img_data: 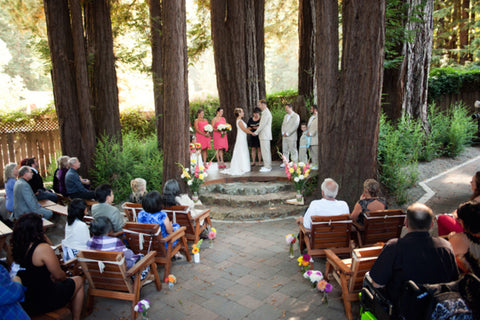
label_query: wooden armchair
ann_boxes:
[354,209,405,247]
[324,246,383,320]
[164,205,213,243]
[121,202,143,222]
[299,214,355,258]
[77,249,161,320]
[122,222,192,279]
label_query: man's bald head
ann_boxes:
[406,203,434,231]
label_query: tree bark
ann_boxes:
[161,0,189,187]
[298,0,315,101]
[85,0,121,143]
[317,0,385,206]
[254,0,266,100]
[245,0,259,116]
[148,0,163,150]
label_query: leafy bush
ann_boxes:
[90,133,163,201]
[189,96,219,124]
[443,103,476,157]
[428,65,480,102]
[120,109,156,139]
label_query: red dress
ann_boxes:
[196,120,211,150]
[213,117,228,151]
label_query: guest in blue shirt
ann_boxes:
[65,157,94,200]
[0,261,30,320]
[4,163,18,213]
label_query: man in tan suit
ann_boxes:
[307,105,318,169]
[281,104,300,166]
[253,99,272,172]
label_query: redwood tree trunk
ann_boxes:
[161,0,189,187]
[317,0,385,206]
[85,0,121,143]
[254,0,266,100]
[298,0,315,101]
[149,0,163,150]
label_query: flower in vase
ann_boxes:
[192,246,199,254]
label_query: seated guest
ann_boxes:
[62,199,90,261]
[12,213,84,319]
[438,171,480,236]
[129,178,147,203]
[4,163,18,215]
[56,155,70,196]
[23,157,57,202]
[13,166,53,220]
[87,216,140,268]
[91,184,125,232]
[138,191,181,252]
[163,179,195,209]
[449,201,480,277]
[65,157,95,200]
[369,203,459,308]
[0,260,29,319]
[296,178,350,230]
[350,179,387,225]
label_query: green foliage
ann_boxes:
[120,109,156,139]
[187,0,211,63]
[428,65,480,102]
[189,96,219,124]
[0,105,56,124]
[443,103,476,157]
[90,133,163,201]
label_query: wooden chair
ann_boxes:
[354,209,405,247]
[31,307,72,320]
[164,205,213,243]
[77,250,161,320]
[299,214,355,258]
[122,222,192,279]
[324,246,383,320]
[121,202,143,222]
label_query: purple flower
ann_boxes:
[306,270,313,276]
[325,283,333,293]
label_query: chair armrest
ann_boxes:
[325,249,352,275]
[193,209,211,222]
[299,224,310,235]
[161,226,187,243]
[126,251,157,277]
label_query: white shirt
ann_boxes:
[63,218,90,251]
[303,198,350,229]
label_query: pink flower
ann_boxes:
[302,254,311,261]
[208,231,216,239]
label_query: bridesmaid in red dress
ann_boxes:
[212,107,228,168]
[194,109,211,163]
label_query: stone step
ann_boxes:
[202,181,294,195]
[208,203,306,221]
[200,190,299,208]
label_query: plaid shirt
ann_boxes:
[0,265,30,319]
[86,236,138,268]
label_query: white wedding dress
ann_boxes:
[221,119,250,175]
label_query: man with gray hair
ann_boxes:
[13,166,53,220]
[65,157,95,200]
[296,178,350,229]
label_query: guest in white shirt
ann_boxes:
[62,199,90,261]
[296,178,350,229]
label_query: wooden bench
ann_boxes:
[353,209,405,247]
[164,205,213,243]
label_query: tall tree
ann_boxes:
[161,0,189,186]
[148,0,163,150]
[317,0,385,206]
[255,0,266,100]
[298,0,315,101]
[85,0,122,142]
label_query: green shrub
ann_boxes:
[444,103,476,157]
[428,65,480,102]
[90,133,163,201]
[120,109,156,139]
[189,96,219,124]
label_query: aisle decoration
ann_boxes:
[217,123,232,137]
[317,279,333,305]
[165,274,177,289]
[297,254,313,273]
[134,299,150,319]
[177,158,210,202]
[279,152,311,203]
[285,233,296,258]
[192,239,203,263]
[303,270,324,288]
[208,227,217,248]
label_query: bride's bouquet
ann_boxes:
[217,123,232,137]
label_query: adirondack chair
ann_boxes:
[299,214,355,258]
[324,246,384,320]
[164,205,213,243]
[122,222,191,279]
[354,209,405,247]
[77,250,161,320]
[121,202,143,222]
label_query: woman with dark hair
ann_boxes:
[163,179,194,209]
[247,107,262,166]
[212,107,228,168]
[138,191,181,253]
[62,198,90,260]
[438,172,480,236]
[350,179,387,225]
[449,201,480,276]
[194,109,211,163]
[12,213,84,319]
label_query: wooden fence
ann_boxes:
[0,119,61,186]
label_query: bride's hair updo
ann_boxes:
[234,108,243,118]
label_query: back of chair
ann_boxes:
[163,206,194,233]
[310,214,353,253]
[122,222,166,257]
[122,202,143,222]
[77,250,132,292]
[348,246,383,293]
[362,209,405,246]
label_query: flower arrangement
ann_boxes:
[279,153,310,194]
[285,234,296,258]
[297,254,313,273]
[303,270,324,288]
[165,274,176,289]
[134,299,150,318]
[192,239,203,255]
[203,124,213,133]
[317,279,333,305]
[208,227,217,248]
[217,123,232,137]
[177,161,209,194]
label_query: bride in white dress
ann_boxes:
[221,108,252,176]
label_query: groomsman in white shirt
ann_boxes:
[307,105,319,170]
[280,104,300,166]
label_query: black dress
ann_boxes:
[247,117,260,148]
